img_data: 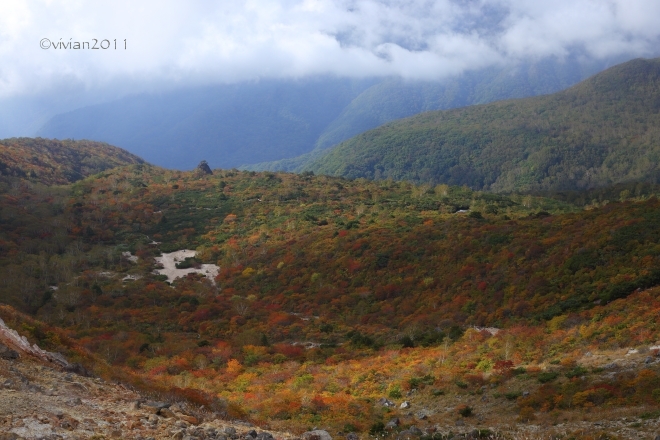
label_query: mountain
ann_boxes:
[303,58,660,192]
[244,56,619,172]
[0,137,144,185]
[36,78,377,170]
[36,57,616,171]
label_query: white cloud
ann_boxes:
[0,0,659,99]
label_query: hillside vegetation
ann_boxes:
[2,141,660,436]
[306,58,660,193]
[0,137,144,185]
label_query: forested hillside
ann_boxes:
[0,137,144,185]
[3,141,660,436]
[306,58,660,192]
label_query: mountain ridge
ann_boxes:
[302,57,660,192]
[36,57,616,171]
[0,137,144,185]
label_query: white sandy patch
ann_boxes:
[122,251,138,263]
[154,250,220,285]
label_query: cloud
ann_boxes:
[1,0,659,99]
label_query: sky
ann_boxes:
[1,0,660,134]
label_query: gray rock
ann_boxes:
[377,397,396,407]
[196,160,213,175]
[0,344,19,360]
[145,400,171,409]
[256,432,274,440]
[409,427,422,436]
[224,427,237,436]
[70,381,88,392]
[397,430,420,439]
[385,418,400,430]
[455,419,465,427]
[301,430,332,440]
[27,383,42,393]
[602,362,618,370]
[416,411,428,420]
[522,391,530,397]
[345,433,358,440]
[400,401,411,409]
[646,356,653,364]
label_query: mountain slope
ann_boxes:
[37,57,616,171]
[244,57,617,172]
[0,137,144,185]
[305,57,660,192]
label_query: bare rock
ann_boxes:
[0,343,18,360]
[385,418,400,430]
[377,397,396,407]
[302,429,332,440]
[178,414,199,425]
[196,160,213,175]
[160,408,176,418]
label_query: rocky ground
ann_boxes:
[0,318,294,440]
[3,316,660,439]
[0,351,302,440]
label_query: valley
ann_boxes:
[1,135,660,438]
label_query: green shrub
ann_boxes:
[369,422,385,435]
[537,371,559,383]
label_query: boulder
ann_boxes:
[160,408,176,418]
[400,401,411,409]
[64,362,91,376]
[196,160,213,175]
[302,430,333,440]
[377,397,396,407]
[0,343,19,360]
[178,414,199,425]
[385,418,400,430]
